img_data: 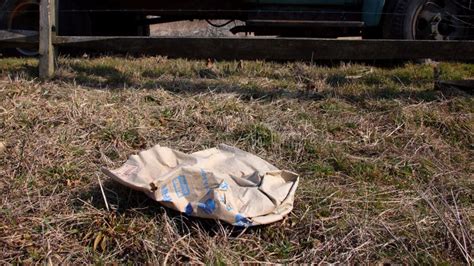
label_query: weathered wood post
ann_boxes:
[39,0,56,79]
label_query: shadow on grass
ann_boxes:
[59,63,451,104]
[0,63,38,77]
[79,179,257,237]
[62,63,325,102]
[338,86,443,105]
[70,63,135,85]
[1,59,457,104]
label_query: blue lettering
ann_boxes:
[172,175,190,198]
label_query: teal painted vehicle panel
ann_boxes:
[362,0,385,26]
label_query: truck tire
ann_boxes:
[383,0,470,40]
[0,0,38,30]
[0,0,40,56]
[0,0,91,55]
[0,0,148,56]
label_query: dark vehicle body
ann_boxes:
[1,0,473,43]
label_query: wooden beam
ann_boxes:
[0,30,38,49]
[39,0,56,79]
[54,36,474,61]
[439,79,474,94]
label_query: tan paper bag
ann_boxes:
[103,144,299,226]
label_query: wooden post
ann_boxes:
[39,0,56,79]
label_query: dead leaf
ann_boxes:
[101,235,107,252]
[0,141,5,154]
[66,179,81,187]
[93,232,103,251]
[159,117,167,126]
[207,58,214,68]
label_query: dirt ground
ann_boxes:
[0,57,473,264]
[150,20,246,37]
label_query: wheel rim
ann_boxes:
[412,0,468,40]
[8,1,40,56]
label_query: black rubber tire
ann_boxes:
[0,0,148,56]
[0,0,148,36]
[0,0,35,28]
[0,0,40,56]
[0,0,92,56]
[382,0,426,39]
[0,0,39,30]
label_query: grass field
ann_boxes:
[0,57,473,264]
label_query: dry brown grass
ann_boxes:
[0,57,473,264]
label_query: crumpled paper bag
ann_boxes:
[102,144,299,227]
